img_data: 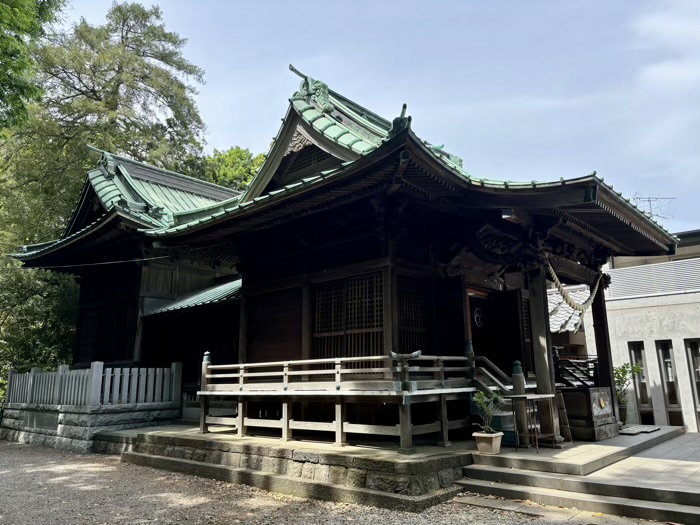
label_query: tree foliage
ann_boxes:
[0,0,64,128]
[0,2,266,402]
[1,2,207,245]
[205,146,265,191]
[33,1,205,168]
[0,2,207,397]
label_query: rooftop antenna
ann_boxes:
[632,194,676,221]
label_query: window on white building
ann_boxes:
[657,340,684,426]
[686,339,700,429]
[629,341,654,424]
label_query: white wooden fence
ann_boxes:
[6,362,182,406]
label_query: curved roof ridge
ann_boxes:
[86,146,240,198]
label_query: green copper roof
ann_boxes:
[87,148,239,229]
[14,68,676,261]
[144,279,242,316]
[14,210,119,259]
[14,149,240,260]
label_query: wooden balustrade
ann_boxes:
[198,352,475,451]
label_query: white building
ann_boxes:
[583,229,700,432]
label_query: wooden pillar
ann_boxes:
[334,399,346,446]
[301,285,310,361]
[527,267,554,394]
[281,399,290,442]
[199,352,210,433]
[527,267,562,442]
[238,295,248,364]
[383,264,398,355]
[398,400,413,453]
[438,395,450,446]
[592,285,618,420]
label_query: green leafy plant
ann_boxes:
[614,362,642,406]
[473,390,503,433]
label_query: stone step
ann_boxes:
[463,464,700,506]
[472,425,685,475]
[121,451,462,512]
[455,478,700,525]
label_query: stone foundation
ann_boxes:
[0,402,180,453]
[128,432,471,497]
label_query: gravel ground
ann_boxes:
[0,441,656,525]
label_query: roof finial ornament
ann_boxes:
[98,152,116,178]
[289,64,334,113]
[388,103,411,138]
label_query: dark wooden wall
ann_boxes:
[74,263,142,365]
[141,300,240,388]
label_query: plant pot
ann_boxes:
[618,404,628,425]
[472,431,504,455]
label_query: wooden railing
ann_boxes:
[198,352,474,450]
[200,353,472,395]
[6,362,182,406]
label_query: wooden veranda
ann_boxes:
[198,351,515,451]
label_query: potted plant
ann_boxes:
[472,390,504,454]
[613,362,641,425]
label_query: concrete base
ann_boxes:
[123,452,463,511]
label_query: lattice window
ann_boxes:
[397,276,430,353]
[287,146,333,175]
[313,272,383,359]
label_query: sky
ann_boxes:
[61,0,699,234]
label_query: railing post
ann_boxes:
[200,352,210,433]
[170,362,182,403]
[334,359,342,391]
[390,351,420,454]
[6,369,16,403]
[238,364,247,437]
[87,362,104,406]
[26,367,41,404]
[437,357,450,447]
[53,365,69,405]
[465,340,475,382]
[281,362,290,441]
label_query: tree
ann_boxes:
[33,1,205,168]
[0,0,64,128]
[1,2,207,245]
[205,146,265,191]
[0,2,207,394]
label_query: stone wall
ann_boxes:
[130,433,471,497]
[0,402,180,453]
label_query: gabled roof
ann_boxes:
[86,148,239,228]
[14,67,678,266]
[143,124,676,257]
[15,149,240,261]
[240,65,469,204]
[15,209,130,260]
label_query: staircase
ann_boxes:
[457,427,699,524]
[556,358,596,388]
[458,463,700,524]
